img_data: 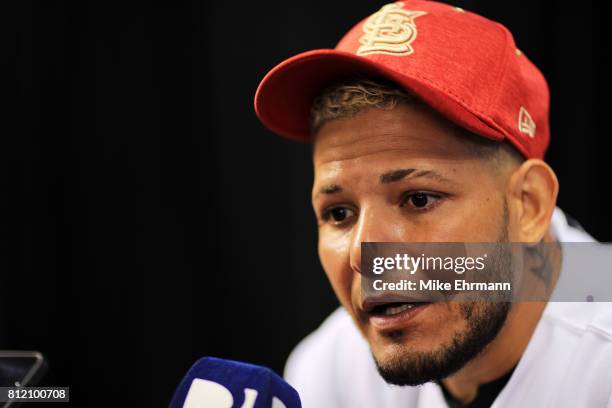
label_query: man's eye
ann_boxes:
[323,207,355,224]
[401,192,441,210]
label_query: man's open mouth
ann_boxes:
[368,301,432,316]
[362,300,433,332]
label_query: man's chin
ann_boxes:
[372,342,468,386]
[370,302,511,386]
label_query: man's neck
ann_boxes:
[440,232,562,404]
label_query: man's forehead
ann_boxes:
[312,105,483,169]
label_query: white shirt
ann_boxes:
[284,208,612,407]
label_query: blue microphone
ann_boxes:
[169,357,301,408]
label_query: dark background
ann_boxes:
[4,0,607,406]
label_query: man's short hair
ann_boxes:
[310,77,524,166]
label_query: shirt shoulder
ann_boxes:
[283,308,359,407]
[543,301,612,340]
[499,300,612,407]
[284,307,357,384]
[548,206,612,341]
[551,206,595,242]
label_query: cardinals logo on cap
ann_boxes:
[357,2,427,56]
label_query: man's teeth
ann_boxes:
[382,303,415,316]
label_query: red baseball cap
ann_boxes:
[254,0,550,159]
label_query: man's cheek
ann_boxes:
[318,237,353,305]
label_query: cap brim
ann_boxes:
[254,49,507,144]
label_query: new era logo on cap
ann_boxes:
[519,106,536,138]
[254,0,551,159]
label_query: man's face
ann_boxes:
[311,103,513,385]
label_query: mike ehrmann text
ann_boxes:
[372,279,512,291]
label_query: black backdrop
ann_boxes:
[5,0,608,406]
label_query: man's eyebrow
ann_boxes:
[314,168,451,200]
[316,184,343,198]
[380,168,451,184]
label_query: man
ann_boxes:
[254,1,612,407]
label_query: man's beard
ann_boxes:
[374,203,512,386]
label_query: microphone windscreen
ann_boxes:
[169,357,301,408]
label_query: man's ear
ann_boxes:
[506,159,559,242]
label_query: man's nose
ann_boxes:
[349,207,407,274]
